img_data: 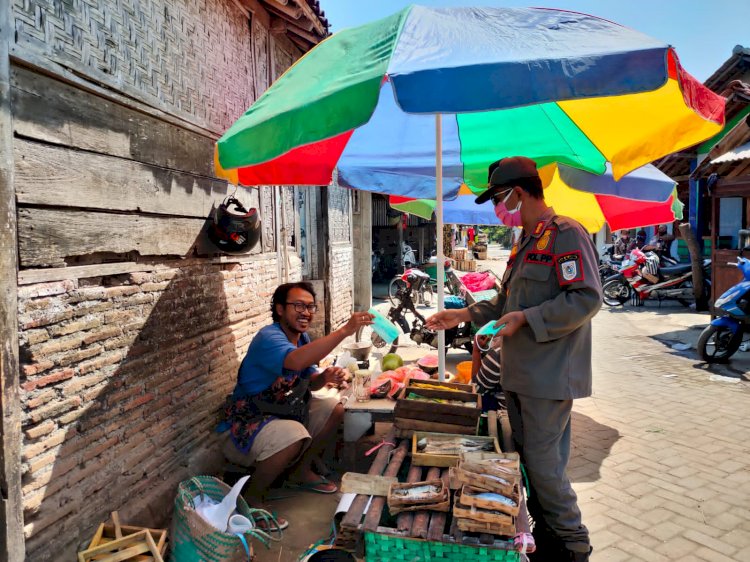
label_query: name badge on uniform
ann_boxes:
[556,251,584,285]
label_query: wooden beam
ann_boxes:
[0,1,25,560]
[17,254,270,285]
[340,427,397,530]
[11,66,216,177]
[363,441,409,532]
[714,176,750,195]
[17,208,216,268]
[263,3,315,32]
[290,0,326,35]
[236,0,271,28]
[285,21,321,45]
[269,16,288,36]
[261,0,303,21]
[287,33,313,52]
[14,139,232,219]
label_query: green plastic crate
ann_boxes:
[365,532,520,562]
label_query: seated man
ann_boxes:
[219,281,373,529]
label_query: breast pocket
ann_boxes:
[516,264,555,307]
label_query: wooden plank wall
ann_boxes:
[11,65,268,268]
[0,2,25,559]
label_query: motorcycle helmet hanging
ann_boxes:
[208,195,261,254]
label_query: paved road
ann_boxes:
[481,244,750,560]
[582,306,750,561]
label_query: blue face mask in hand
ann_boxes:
[368,307,399,344]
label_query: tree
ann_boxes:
[481,226,514,248]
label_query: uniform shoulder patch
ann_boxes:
[533,221,546,236]
[555,250,584,285]
[534,227,557,253]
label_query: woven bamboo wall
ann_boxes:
[12,0,284,133]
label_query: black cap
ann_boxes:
[475,156,539,204]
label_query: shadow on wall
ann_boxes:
[16,237,271,559]
[569,411,620,483]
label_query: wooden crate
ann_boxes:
[412,432,500,468]
[388,479,450,514]
[406,379,475,393]
[336,436,528,560]
[396,385,481,427]
[395,417,478,438]
[458,484,521,517]
[453,248,467,260]
[476,251,488,260]
[460,451,520,471]
[87,524,168,555]
[79,530,164,562]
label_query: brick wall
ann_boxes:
[329,245,355,329]
[6,1,350,558]
[327,183,354,328]
[17,256,300,558]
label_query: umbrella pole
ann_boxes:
[435,114,446,382]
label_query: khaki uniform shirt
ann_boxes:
[468,208,602,400]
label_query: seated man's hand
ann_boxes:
[321,366,346,387]
[342,311,374,337]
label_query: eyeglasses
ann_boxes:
[490,187,513,206]
[285,302,318,313]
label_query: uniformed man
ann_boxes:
[427,156,602,562]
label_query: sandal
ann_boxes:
[254,515,289,532]
[286,477,338,494]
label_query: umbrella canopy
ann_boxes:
[215,5,724,380]
[389,163,684,232]
[216,5,724,196]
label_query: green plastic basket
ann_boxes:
[364,532,520,562]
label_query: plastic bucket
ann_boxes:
[456,361,473,383]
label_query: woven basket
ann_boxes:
[364,532,520,562]
[171,475,278,562]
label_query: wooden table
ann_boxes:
[340,392,396,469]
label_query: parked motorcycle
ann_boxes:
[358,268,473,355]
[389,266,436,308]
[698,254,750,363]
[602,248,711,307]
[599,245,623,284]
[600,244,679,285]
[388,257,463,307]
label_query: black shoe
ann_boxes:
[565,546,592,562]
[528,532,565,562]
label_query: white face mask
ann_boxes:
[503,189,522,215]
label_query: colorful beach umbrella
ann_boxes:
[215,5,725,378]
[216,6,724,196]
[390,163,684,233]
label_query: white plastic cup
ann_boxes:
[227,514,254,534]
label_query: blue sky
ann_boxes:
[320,1,749,82]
